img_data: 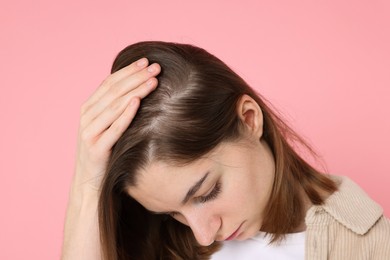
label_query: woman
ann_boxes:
[62,41,390,259]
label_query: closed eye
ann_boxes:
[197,181,222,203]
[148,181,222,217]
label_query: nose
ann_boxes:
[182,207,220,246]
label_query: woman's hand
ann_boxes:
[74,57,161,192]
[62,58,160,259]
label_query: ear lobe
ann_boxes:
[237,94,264,139]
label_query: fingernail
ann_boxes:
[148,65,155,73]
[147,78,154,86]
[136,58,147,67]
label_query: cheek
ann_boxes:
[226,177,252,201]
[225,175,266,214]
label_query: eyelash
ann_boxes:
[168,182,222,217]
[198,181,222,203]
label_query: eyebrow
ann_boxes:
[181,172,210,205]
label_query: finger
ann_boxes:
[96,98,140,151]
[82,95,132,142]
[82,77,158,137]
[127,77,159,99]
[111,63,161,99]
[82,64,160,127]
[110,57,149,83]
[81,57,149,115]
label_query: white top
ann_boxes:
[211,231,305,260]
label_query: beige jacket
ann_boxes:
[305,175,390,259]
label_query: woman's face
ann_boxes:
[127,138,275,246]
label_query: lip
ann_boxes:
[225,222,244,241]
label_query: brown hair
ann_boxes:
[98,41,337,259]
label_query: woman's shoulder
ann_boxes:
[306,175,383,231]
[306,175,390,258]
[355,214,390,258]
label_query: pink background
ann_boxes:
[1,1,389,259]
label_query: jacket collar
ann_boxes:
[306,175,383,235]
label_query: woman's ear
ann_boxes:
[237,94,264,139]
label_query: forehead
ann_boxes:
[127,158,212,212]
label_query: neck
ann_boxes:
[292,185,334,233]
